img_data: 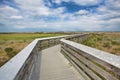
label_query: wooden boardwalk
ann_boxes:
[40,45,84,80]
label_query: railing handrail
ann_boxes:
[1,33,119,80]
[0,34,84,80]
[0,39,38,79]
[61,38,120,79]
[61,39,120,69]
[0,35,70,80]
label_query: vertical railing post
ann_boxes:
[29,41,41,80]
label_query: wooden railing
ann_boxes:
[61,39,120,80]
[1,33,119,80]
[0,34,87,80]
[65,33,89,43]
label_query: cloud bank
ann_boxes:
[0,0,120,32]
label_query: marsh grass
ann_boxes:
[0,33,64,66]
[81,33,120,56]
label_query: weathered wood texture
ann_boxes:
[0,36,68,80]
[65,33,89,43]
[40,45,82,80]
[61,39,120,80]
[0,34,89,80]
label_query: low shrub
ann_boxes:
[103,42,111,48]
[4,47,18,58]
[4,47,13,53]
[83,39,96,47]
[96,35,104,41]
[111,40,120,45]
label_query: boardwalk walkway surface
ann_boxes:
[40,45,84,80]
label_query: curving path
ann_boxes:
[40,45,84,80]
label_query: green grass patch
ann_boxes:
[81,33,120,56]
[0,33,65,67]
[0,33,64,40]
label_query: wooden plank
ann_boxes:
[40,45,81,80]
[61,48,102,80]
[62,45,118,80]
[70,45,120,77]
[61,50,91,80]
[61,41,120,78]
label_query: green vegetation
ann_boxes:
[83,34,104,48]
[4,47,17,58]
[111,40,120,45]
[0,33,65,67]
[82,33,120,56]
[103,42,111,48]
[0,33,65,40]
[4,47,13,53]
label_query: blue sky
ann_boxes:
[0,0,120,32]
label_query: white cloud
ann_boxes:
[53,0,101,6]
[36,7,50,16]
[8,13,103,31]
[53,0,62,4]
[17,0,44,9]
[0,0,120,31]
[53,0,70,4]
[36,7,65,16]
[10,15,23,19]
[75,10,89,15]
[97,6,108,12]
[0,6,19,19]
[105,0,120,10]
[96,0,120,21]
[16,0,66,18]
[73,0,101,6]
[53,8,65,15]
[0,6,18,12]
